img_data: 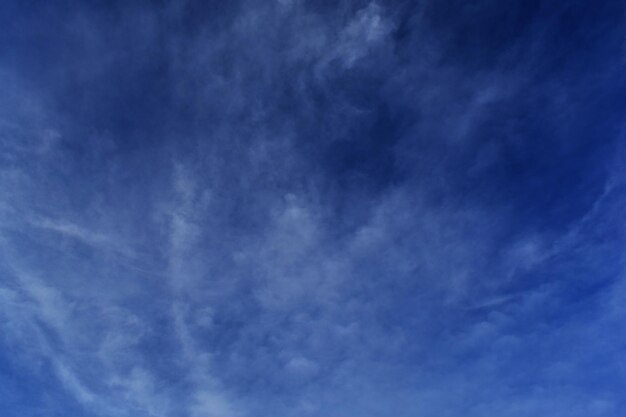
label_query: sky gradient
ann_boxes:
[1,1,626,416]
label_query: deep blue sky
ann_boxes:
[1,1,625,416]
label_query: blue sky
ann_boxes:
[0,1,625,416]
